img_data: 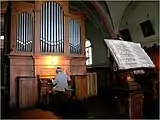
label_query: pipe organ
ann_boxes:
[40,1,64,53]
[16,12,33,52]
[1,1,86,106]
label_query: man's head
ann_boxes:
[56,67,62,73]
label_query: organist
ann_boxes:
[52,67,72,97]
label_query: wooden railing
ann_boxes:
[16,76,37,108]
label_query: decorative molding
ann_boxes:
[70,56,87,61]
[69,10,86,17]
[1,1,7,13]
[33,55,66,60]
[33,54,86,60]
[7,53,33,59]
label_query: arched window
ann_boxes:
[40,1,64,53]
[85,39,92,65]
[0,35,4,49]
[69,20,81,54]
[0,14,4,49]
[16,12,33,52]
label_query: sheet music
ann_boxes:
[104,39,155,70]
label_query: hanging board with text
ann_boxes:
[104,39,155,70]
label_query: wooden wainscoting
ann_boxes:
[129,93,144,119]
[71,73,97,100]
[71,75,87,100]
[75,75,87,100]
[16,76,37,108]
[86,72,97,97]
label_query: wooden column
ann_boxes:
[64,14,69,55]
[10,5,17,52]
[9,1,35,107]
[57,1,69,54]
[81,16,86,56]
[34,2,41,54]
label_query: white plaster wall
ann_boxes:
[85,2,159,67]
[119,1,159,47]
[106,1,130,32]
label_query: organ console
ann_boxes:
[37,74,75,106]
[37,75,55,105]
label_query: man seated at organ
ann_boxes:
[52,67,71,93]
[49,67,73,113]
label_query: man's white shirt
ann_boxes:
[52,72,71,92]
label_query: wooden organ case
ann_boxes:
[4,0,86,107]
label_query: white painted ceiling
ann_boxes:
[106,1,130,33]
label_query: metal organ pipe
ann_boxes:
[16,12,33,52]
[51,1,53,52]
[45,2,47,52]
[40,1,64,53]
[58,6,60,53]
[40,5,43,52]
[54,3,56,52]
[48,2,51,52]
[69,20,81,54]
[26,13,28,52]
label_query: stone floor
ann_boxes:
[85,96,123,119]
[3,96,123,119]
[4,109,61,119]
[2,96,159,119]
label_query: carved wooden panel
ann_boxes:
[17,77,37,108]
[41,68,56,76]
[86,72,97,97]
[129,93,143,119]
[74,75,87,100]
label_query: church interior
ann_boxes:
[1,1,159,119]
